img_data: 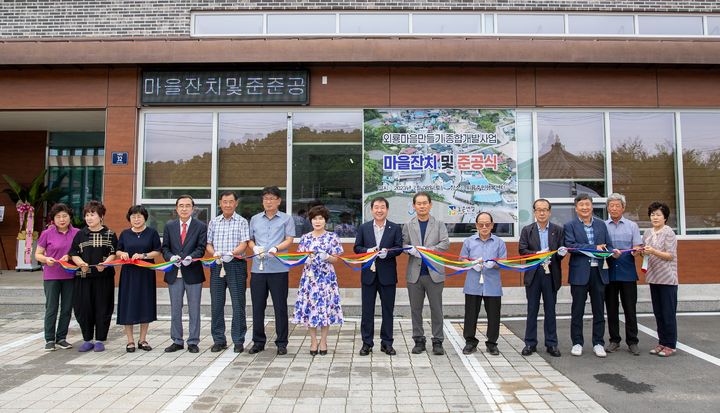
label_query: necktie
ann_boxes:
[181,222,187,245]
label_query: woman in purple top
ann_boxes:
[35,203,80,351]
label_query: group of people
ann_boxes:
[35,187,678,360]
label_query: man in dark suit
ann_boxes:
[354,197,403,356]
[518,199,566,358]
[162,195,208,353]
[564,193,619,358]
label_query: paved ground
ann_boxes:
[0,310,719,413]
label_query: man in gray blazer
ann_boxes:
[403,192,450,355]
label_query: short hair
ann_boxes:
[574,193,593,205]
[48,203,73,222]
[126,205,149,222]
[648,201,670,222]
[261,186,282,198]
[607,193,626,208]
[219,190,238,200]
[476,211,494,223]
[370,197,389,209]
[413,192,432,204]
[83,200,106,217]
[176,194,195,206]
[533,198,552,210]
[307,205,329,221]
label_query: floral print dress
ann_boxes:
[292,231,344,327]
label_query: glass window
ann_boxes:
[218,112,288,190]
[143,113,213,199]
[638,15,703,36]
[568,14,634,35]
[516,111,535,230]
[292,112,363,238]
[144,204,210,235]
[339,14,409,34]
[680,113,720,234]
[484,14,495,33]
[610,112,677,229]
[193,14,264,36]
[267,14,336,34]
[497,14,565,34]
[708,16,720,36]
[412,14,481,34]
[537,113,606,198]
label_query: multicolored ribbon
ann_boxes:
[52,247,640,276]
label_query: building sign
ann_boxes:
[111,152,128,165]
[141,70,309,105]
[363,109,518,236]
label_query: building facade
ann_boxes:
[1,1,719,287]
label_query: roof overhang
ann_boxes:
[2,36,720,66]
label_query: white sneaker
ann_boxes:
[571,344,583,356]
[593,344,607,358]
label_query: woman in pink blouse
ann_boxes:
[642,202,678,357]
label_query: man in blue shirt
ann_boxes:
[460,212,507,356]
[247,186,295,355]
[604,193,643,355]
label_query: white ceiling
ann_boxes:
[0,111,105,131]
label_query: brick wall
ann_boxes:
[1,1,719,39]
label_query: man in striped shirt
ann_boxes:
[206,191,251,353]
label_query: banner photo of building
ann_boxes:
[363,109,517,237]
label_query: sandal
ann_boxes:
[658,347,676,357]
[138,341,152,351]
[126,343,136,353]
[649,344,664,355]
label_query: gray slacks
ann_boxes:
[407,276,444,342]
[168,278,202,346]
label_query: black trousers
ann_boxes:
[250,272,288,347]
[463,294,501,347]
[73,275,114,342]
[570,267,606,346]
[605,280,639,345]
[650,283,678,348]
[524,272,558,348]
[361,277,396,347]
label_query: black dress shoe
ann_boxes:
[164,343,184,353]
[381,344,396,355]
[486,343,500,356]
[277,346,287,355]
[359,343,372,356]
[248,343,265,354]
[211,343,227,353]
[187,344,199,353]
[462,344,477,355]
[432,342,445,356]
[234,343,244,353]
[521,345,537,356]
[546,346,562,357]
[411,341,426,354]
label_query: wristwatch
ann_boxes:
[142,253,148,259]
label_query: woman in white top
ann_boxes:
[642,201,678,357]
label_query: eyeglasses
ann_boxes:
[476,223,493,228]
[534,208,550,213]
[262,197,279,201]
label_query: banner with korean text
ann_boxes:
[363,109,517,237]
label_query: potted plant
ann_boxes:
[2,169,62,270]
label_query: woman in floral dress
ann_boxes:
[292,205,344,356]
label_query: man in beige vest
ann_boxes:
[403,192,450,355]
